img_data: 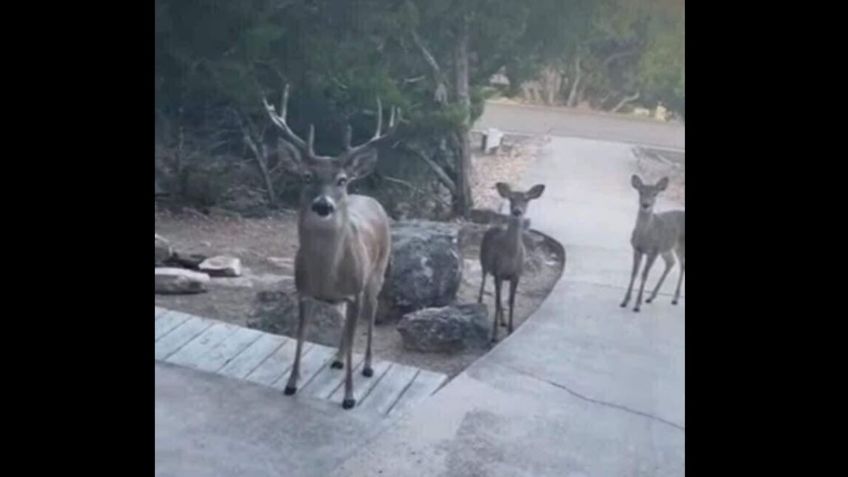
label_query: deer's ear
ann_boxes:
[526,184,545,199]
[656,177,669,191]
[631,174,644,189]
[495,182,511,198]
[343,148,379,180]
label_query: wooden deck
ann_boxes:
[155,306,448,417]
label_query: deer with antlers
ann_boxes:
[262,85,398,409]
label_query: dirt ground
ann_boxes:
[155,209,563,378]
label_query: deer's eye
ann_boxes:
[336,177,348,187]
[302,173,313,183]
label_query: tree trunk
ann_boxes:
[452,19,473,218]
[566,55,583,108]
[234,110,276,207]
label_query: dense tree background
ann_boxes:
[155,0,684,216]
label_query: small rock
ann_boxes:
[199,255,242,277]
[155,268,209,294]
[397,303,490,353]
[155,234,172,266]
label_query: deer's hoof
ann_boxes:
[500,322,507,328]
[620,302,628,308]
[342,398,356,410]
[362,367,374,378]
[633,307,640,313]
[672,300,678,305]
[284,385,297,396]
[330,360,344,369]
[646,298,653,304]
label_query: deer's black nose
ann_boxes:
[511,209,522,217]
[312,198,335,217]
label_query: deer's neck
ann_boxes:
[635,209,655,231]
[504,217,524,254]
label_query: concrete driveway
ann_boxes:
[331,137,685,476]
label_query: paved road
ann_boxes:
[333,137,685,476]
[475,101,685,150]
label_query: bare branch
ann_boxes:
[411,29,449,104]
[611,91,641,113]
[401,145,456,194]
[262,84,309,153]
[378,173,451,208]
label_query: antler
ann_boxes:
[262,84,320,158]
[344,97,400,155]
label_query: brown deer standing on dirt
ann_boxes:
[620,175,685,312]
[478,182,545,342]
[262,85,397,409]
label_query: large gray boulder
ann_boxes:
[397,303,490,353]
[379,220,463,322]
[155,268,209,294]
[248,291,344,347]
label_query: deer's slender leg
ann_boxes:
[361,283,379,377]
[477,271,487,304]
[491,276,503,343]
[508,277,519,334]
[646,251,675,303]
[634,252,658,312]
[331,302,348,369]
[621,249,643,308]
[284,296,309,395]
[673,245,684,305]
[341,295,361,409]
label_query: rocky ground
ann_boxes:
[154,211,563,378]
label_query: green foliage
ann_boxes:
[155,0,684,211]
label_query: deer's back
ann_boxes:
[480,226,524,280]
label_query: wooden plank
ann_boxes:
[166,322,240,368]
[154,311,192,341]
[355,363,419,415]
[269,344,336,391]
[155,316,215,360]
[328,359,392,403]
[218,333,287,379]
[304,353,364,399]
[388,369,448,417]
[192,327,264,373]
[245,339,304,386]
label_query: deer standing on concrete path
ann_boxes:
[478,182,545,342]
[262,85,397,409]
[620,175,685,312]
